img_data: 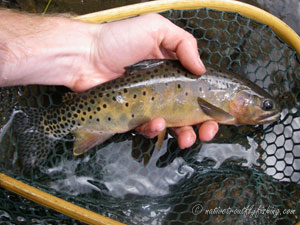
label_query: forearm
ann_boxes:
[0,10,97,87]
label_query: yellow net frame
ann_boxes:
[1,0,300,224]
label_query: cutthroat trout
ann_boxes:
[12,59,281,167]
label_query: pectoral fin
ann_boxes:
[197,97,235,123]
[156,128,167,150]
[72,129,114,156]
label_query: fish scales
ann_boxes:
[11,59,281,167]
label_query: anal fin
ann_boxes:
[72,129,114,156]
[156,128,166,150]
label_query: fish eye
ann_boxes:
[262,99,274,111]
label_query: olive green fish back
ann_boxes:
[0,7,299,225]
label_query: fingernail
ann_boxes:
[197,58,206,73]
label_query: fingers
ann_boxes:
[136,118,166,139]
[158,17,206,75]
[171,126,197,149]
[175,37,206,75]
[198,121,219,142]
[136,117,219,149]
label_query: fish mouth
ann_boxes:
[257,111,281,124]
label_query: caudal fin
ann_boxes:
[12,108,57,168]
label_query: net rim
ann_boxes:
[76,0,300,56]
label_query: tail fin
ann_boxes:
[12,107,57,168]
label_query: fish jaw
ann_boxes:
[256,111,281,124]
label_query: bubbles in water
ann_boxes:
[195,137,259,168]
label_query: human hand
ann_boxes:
[82,13,217,148]
[0,12,218,148]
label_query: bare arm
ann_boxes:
[0,10,218,148]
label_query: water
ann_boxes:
[196,137,260,169]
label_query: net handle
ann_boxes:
[76,0,300,56]
[0,173,124,225]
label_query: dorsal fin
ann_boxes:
[125,59,166,74]
[62,92,76,103]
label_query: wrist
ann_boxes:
[0,11,98,88]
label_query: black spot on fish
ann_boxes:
[96,118,100,122]
[90,91,95,95]
[77,109,81,114]
[45,127,50,132]
[61,109,65,114]
[83,112,87,116]
[178,84,181,89]
[112,96,116,101]
[143,91,146,96]
[74,114,78,118]
[106,93,110,97]
[84,102,88,106]
[108,117,111,121]
[133,94,137,99]
[82,95,88,100]
[79,104,83,109]
[72,120,76,125]
[131,114,134,118]
[62,116,66,121]
[71,106,76,111]
[81,117,85,122]
[103,104,107,108]
[101,87,105,91]
[154,69,158,73]
[89,115,93,120]
[87,107,91,112]
[90,99,95,104]
[151,75,154,78]
[185,92,188,96]
[125,103,129,107]
[98,93,103,97]
[126,78,131,82]
[124,89,128,93]
[146,71,151,75]
[97,107,101,111]
[67,112,71,117]
[151,97,155,101]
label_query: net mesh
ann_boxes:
[0,7,300,225]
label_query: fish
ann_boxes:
[11,59,281,167]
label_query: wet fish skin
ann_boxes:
[12,59,281,167]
